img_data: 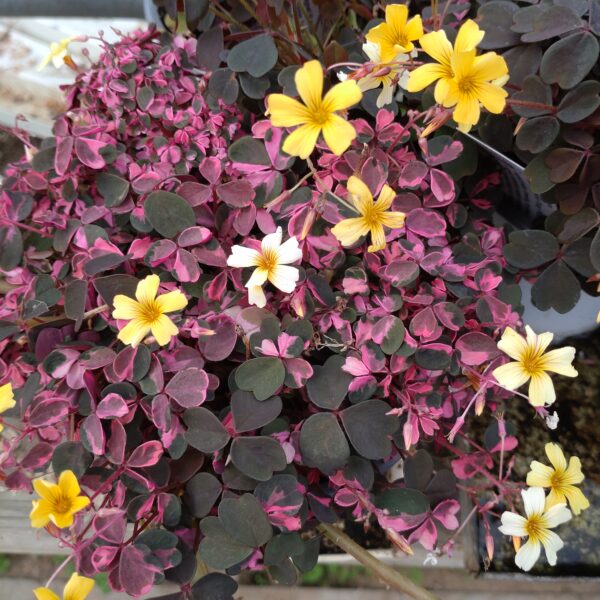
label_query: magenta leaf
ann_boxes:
[455,332,500,366]
[165,367,209,408]
[127,441,163,468]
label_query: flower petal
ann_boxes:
[515,538,541,572]
[561,485,590,515]
[499,511,528,537]
[277,236,302,264]
[540,530,564,566]
[543,502,572,528]
[522,486,546,518]
[492,361,530,390]
[266,94,311,127]
[156,290,188,313]
[33,588,61,600]
[525,325,553,356]
[322,80,362,113]
[322,114,357,156]
[563,456,585,485]
[347,176,373,215]
[476,82,508,114]
[246,267,269,289]
[295,60,324,112]
[227,245,262,268]
[118,319,151,348]
[331,217,370,247]
[528,372,555,406]
[367,223,386,252]
[0,383,15,413]
[471,51,509,82]
[526,461,554,488]
[454,19,485,53]
[374,184,396,211]
[418,30,453,66]
[51,509,75,529]
[452,93,481,129]
[30,499,52,528]
[58,470,81,499]
[497,327,528,361]
[112,295,142,320]
[282,123,321,159]
[406,63,448,92]
[261,227,283,254]
[150,314,179,346]
[268,265,300,293]
[545,442,567,472]
[33,478,60,503]
[135,274,160,305]
[539,347,577,377]
[379,211,406,229]
[247,284,267,308]
[64,572,95,600]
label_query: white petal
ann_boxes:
[522,487,546,518]
[376,83,395,107]
[358,76,381,93]
[246,267,269,288]
[525,325,553,355]
[261,227,283,254]
[277,236,303,264]
[247,285,266,308]
[227,245,261,268]
[497,327,528,361]
[499,511,528,537]
[541,530,564,566]
[543,503,572,528]
[528,372,555,407]
[362,41,381,62]
[540,347,578,377]
[269,265,300,293]
[515,539,541,572]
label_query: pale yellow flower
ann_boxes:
[365,4,424,62]
[112,275,188,348]
[331,176,405,252]
[492,326,577,407]
[266,60,362,159]
[527,443,590,515]
[499,487,571,572]
[34,572,94,600]
[38,37,76,70]
[227,227,302,308]
[0,382,15,432]
[30,470,90,529]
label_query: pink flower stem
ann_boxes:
[0,217,50,237]
[44,554,72,589]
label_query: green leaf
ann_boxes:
[540,32,599,90]
[503,45,542,87]
[531,260,580,313]
[299,413,349,474]
[306,355,352,410]
[64,279,87,329]
[144,191,195,239]
[227,34,278,77]
[373,315,405,354]
[0,225,23,270]
[96,173,130,207]
[52,442,92,479]
[230,436,287,481]
[231,391,282,433]
[228,136,270,166]
[208,68,239,105]
[183,407,230,453]
[93,274,138,308]
[504,230,559,269]
[521,5,582,42]
[199,517,253,569]
[191,573,238,600]
[340,400,398,460]
[404,450,434,491]
[477,1,520,49]
[557,81,600,123]
[523,152,555,194]
[184,472,222,518]
[219,493,272,547]
[374,488,429,516]
[515,116,559,153]
[196,27,224,71]
[239,73,270,99]
[136,86,155,111]
[510,75,552,118]
[235,357,285,401]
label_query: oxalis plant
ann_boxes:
[0,2,593,599]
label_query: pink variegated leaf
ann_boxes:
[127,440,163,468]
[455,332,500,366]
[74,137,108,169]
[54,136,74,175]
[173,248,201,282]
[432,499,461,530]
[284,358,313,388]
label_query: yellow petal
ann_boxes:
[492,361,530,390]
[564,456,585,485]
[331,217,370,247]
[135,274,160,305]
[150,314,179,346]
[64,572,95,600]
[526,461,554,487]
[33,478,60,503]
[471,51,509,82]
[0,383,15,413]
[50,510,75,529]
[539,347,578,377]
[419,30,453,67]
[282,123,321,159]
[379,211,406,229]
[112,295,142,320]
[385,3,409,31]
[367,223,387,252]
[497,327,528,361]
[406,63,448,93]
[528,372,555,406]
[434,76,452,104]
[454,19,485,53]
[70,495,91,515]
[562,485,590,516]
[156,290,188,313]
[266,94,311,127]
[374,184,396,211]
[322,80,362,113]
[118,319,152,348]
[295,60,324,112]
[33,588,61,600]
[545,443,567,472]
[545,487,567,510]
[476,82,508,114]
[346,176,373,215]
[321,114,357,156]
[405,15,424,42]
[58,470,81,499]
[30,499,52,528]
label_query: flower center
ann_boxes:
[361,204,383,228]
[53,495,73,515]
[520,348,544,376]
[139,300,163,324]
[258,248,279,277]
[310,105,332,126]
[457,76,475,95]
[525,514,545,542]
[550,470,566,489]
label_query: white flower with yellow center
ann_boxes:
[227,227,302,308]
[38,36,76,70]
[499,486,571,572]
[526,443,590,516]
[492,326,577,407]
[112,275,188,348]
[358,41,409,108]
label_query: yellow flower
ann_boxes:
[492,326,578,407]
[38,37,76,70]
[407,20,508,130]
[112,274,187,348]
[34,572,94,600]
[331,176,405,252]
[527,443,590,516]
[0,382,15,432]
[365,4,424,62]
[30,470,90,529]
[266,60,362,159]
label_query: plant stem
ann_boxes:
[82,304,109,319]
[44,554,72,589]
[317,523,440,600]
